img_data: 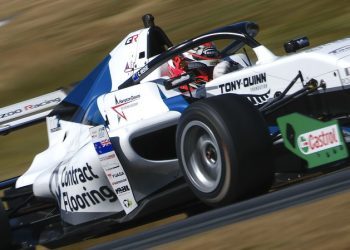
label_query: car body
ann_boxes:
[1,14,350,248]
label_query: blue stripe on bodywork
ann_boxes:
[63,55,112,124]
[82,100,106,125]
[157,86,167,100]
[163,95,189,113]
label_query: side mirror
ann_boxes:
[284,37,310,53]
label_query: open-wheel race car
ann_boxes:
[1,14,350,249]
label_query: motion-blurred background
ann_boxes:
[2,1,350,249]
[0,0,350,184]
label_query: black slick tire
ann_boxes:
[176,94,273,206]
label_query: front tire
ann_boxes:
[176,94,273,206]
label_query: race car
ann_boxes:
[1,14,350,249]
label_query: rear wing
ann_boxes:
[0,89,67,135]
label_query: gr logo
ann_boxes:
[125,35,138,45]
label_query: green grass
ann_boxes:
[1,0,350,179]
[1,1,350,249]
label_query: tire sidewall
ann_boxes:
[176,100,239,205]
[176,94,273,206]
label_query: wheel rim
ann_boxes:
[180,120,222,193]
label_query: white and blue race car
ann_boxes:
[1,14,350,249]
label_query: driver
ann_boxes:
[167,42,241,91]
[168,42,220,83]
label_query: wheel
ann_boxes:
[0,198,13,249]
[176,94,274,206]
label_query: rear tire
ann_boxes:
[176,94,274,206]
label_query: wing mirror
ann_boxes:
[284,37,310,53]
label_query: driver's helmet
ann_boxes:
[168,42,221,82]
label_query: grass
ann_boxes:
[156,191,350,250]
[0,0,350,187]
[0,0,349,188]
[1,0,350,103]
[1,1,350,249]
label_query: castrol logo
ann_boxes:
[297,125,341,155]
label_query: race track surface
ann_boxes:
[90,168,350,250]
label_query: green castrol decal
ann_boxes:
[277,113,348,168]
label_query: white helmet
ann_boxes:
[168,42,221,81]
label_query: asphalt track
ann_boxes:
[90,167,350,250]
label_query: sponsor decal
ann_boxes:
[114,95,141,105]
[89,125,138,214]
[50,127,61,133]
[48,117,61,133]
[0,109,21,119]
[61,163,99,187]
[0,97,62,120]
[107,172,125,179]
[132,65,148,81]
[329,45,350,55]
[132,73,139,81]
[91,126,106,140]
[111,95,141,122]
[61,185,118,212]
[93,140,114,155]
[218,73,267,94]
[23,98,61,110]
[52,162,119,212]
[111,178,127,185]
[306,38,350,53]
[98,127,105,138]
[125,34,138,45]
[115,185,130,194]
[100,154,117,162]
[277,113,348,168]
[105,165,118,171]
[124,62,135,73]
[244,90,270,106]
[123,199,133,208]
[297,125,340,155]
